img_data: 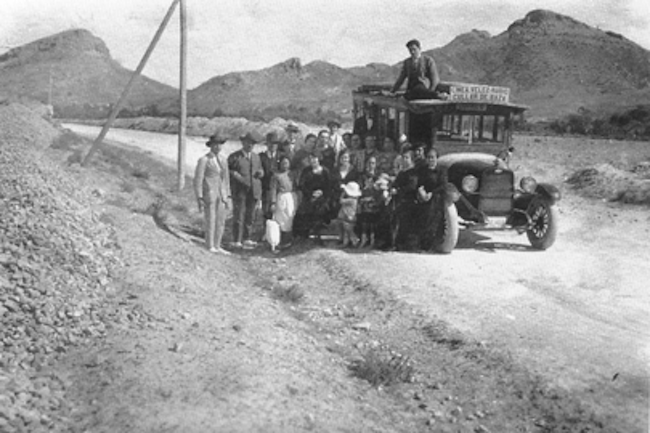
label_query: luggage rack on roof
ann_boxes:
[356,84,394,94]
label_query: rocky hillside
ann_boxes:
[428,10,650,119]
[181,9,650,122]
[0,29,176,118]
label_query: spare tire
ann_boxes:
[435,203,460,254]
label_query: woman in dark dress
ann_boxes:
[329,150,360,219]
[390,150,419,250]
[293,153,332,241]
[415,147,448,251]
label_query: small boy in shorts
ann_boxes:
[337,182,362,247]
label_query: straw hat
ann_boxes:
[342,181,362,198]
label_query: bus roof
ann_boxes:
[352,83,529,115]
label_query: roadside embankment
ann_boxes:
[0,102,122,432]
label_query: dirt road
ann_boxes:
[66,124,650,429]
[339,197,650,427]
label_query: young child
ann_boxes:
[336,182,361,248]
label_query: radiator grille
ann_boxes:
[479,169,514,215]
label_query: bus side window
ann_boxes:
[483,116,495,141]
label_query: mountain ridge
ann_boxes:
[0,28,177,118]
[2,10,649,123]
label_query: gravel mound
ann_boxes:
[566,162,650,205]
[0,102,121,432]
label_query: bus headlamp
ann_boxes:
[461,175,479,193]
[520,176,537,193]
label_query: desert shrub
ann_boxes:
[551,111,593,135]
[51,130,84,150]
[141,104,161,117]
[549,118,568,134]
[66,150,83,165]
[548,105,650,139]
[225,105,345,126]
[272,283,305,303]
[131,167,150,180]
[591,118,615,136]
[610,112,629,127]
[566,164,650,205]
[566,168,600,188]
[55,102,112,119]
[567,113,592,134]
[421,321,467,350]
[172,202,189,213]
[627,106,650,122]
[349,346,415,387]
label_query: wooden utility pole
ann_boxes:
[82,0,181,166]
[177,0,188,190]
[47,65,53,107]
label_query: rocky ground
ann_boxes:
[1,103,647,432]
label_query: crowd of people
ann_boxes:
[194,122,449,255]
[193,37,449,255]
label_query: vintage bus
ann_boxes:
[352,83,561,252]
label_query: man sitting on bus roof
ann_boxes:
[390,39,440,101]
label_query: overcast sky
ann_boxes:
[2,0,649,88]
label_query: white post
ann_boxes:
[177,0,188,190]
[82,0,181,166]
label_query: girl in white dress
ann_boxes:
[269,156,298,248]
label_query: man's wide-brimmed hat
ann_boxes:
[240,131,262,143]
[266,130,282,144]
[285,123,300,133]
[327,120,341,128]
[342,181,362,198]
[206,132,228,146]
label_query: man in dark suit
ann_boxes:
[353,102,375,139]
[228,132,264,248]
[391,39,440,100]
[260,130,283,220]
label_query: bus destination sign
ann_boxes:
[449,85,510,103]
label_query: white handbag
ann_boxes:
[265,219,281,251]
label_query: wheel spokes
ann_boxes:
[531,204,549,238]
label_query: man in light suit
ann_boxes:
[194,133,231,254]
[228,132,264,248]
